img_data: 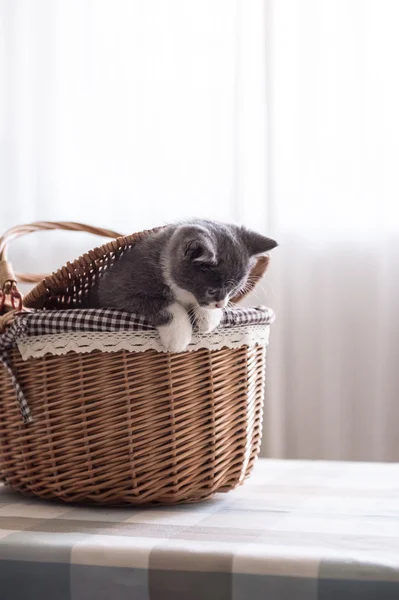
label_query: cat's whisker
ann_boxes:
[240,273,277,301]
[246,276,262,286]
[234,281,267,306]
[251,291,264,305]
[242,282,264,299]
[237,282,253,294]
[187,306,198,321]
[261,279,278,300]
[248,278,278,302]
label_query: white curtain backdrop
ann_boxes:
[265,0,399,461]
[2,0,399,460]
[0,0,267,268]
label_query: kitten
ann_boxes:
[87,220,277,352]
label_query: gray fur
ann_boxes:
[87,219,277,326]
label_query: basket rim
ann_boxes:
[2,306,274,347]
[0,304,274,426]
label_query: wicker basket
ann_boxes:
[0,222,274,505]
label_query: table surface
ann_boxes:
[0,459,399,600]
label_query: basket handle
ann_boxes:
[0,221,123,311]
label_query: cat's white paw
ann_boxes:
[158,324,192,352]
[158,303,192,352]
[195,307,223,333]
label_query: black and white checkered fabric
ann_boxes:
[0,306,274,424]
[23,306,274,336]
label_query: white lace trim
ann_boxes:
[17,325,270,360]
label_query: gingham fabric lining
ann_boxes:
[0,306,274,424]
[23,305,274,336]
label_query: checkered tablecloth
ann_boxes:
[1,459,399,600]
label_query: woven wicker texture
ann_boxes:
[0,221,271,505]
[0,222,124,318]
[0,344,265,505]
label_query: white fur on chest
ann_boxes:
[169,282,197,308]
[162,260,198,308]
[159,255,222,351]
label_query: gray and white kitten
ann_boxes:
[88,220,277,352]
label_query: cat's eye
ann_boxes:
[207,288,218,297]
[200,262,215,271]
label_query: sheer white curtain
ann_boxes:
[265,0,399,460]
[2,0,399,461]
[0,0,267,272]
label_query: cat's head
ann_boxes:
[165,220,277,309]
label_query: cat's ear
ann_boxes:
[184,236,216,264]
[240,228,278,256]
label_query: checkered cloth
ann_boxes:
[0,458,398,600]
[17,305,274,336]
[0,306,274,424]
